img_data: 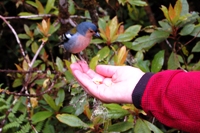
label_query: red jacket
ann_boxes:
[132,70,200,132]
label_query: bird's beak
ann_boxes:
[94,32,100,37]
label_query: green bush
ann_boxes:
[0,0,199,132]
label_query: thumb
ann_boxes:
[96,65,119,77]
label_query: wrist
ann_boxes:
[132,73,154,109]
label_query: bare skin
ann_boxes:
[70,61,145,103]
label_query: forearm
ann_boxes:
[132,70,200,132]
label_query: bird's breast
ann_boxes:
[66,34,91,53]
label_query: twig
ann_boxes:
[0,15,30,66]
[177,30,200,52]
[0,69,57,74]
[70,15,90,19]
[143,0,157,26]
[0,74,59,97]
[3,14,53,19]
[165,39,172,48]
[23,40,46,131]
[29,41,46,68]
[60,18,77,27]
[0,73,59,132]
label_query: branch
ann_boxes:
[3,14,53,19]
[29,41,46,68]
[143,0,157,26]
[177,30,200,52]
[0,15,30,65]
[0,73,59,132]
[0,74,59,97]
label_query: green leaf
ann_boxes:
[190,24,200,37]
[192,41,200,52]
[31,42,38,54]
[182,46,189,56]
[124,36,154,51]
[150,30,170,43]
[36,0,44,13]
[167,52,180,69]
[45,0,55,14]
[70,54,77,63]
[174,0,182,18]
[97,46,110,61]
[107,121,133,132]
[180,0,189,15]
[136,60,150,72]
[103,104,129,119]
[56,114,89,128]
[43,94,59,112]
[98,18,106,32]
[56,57,64,72]
[35,79,45,85]
[178,12,199,28]
[178,55,184,63]
[55,89,65,106]
[89,55,99,70]
[151,50,165,73]
[109,16,119,40]
[26,40,32,47]
[64,71,74,82]
[187,54,194,63]
[84,10,91,19]
[118,0,126,6]
[125,30,169,51]
[134,118,151,133]
[179,24,195,36]
[12,78,22,88]
[68,0,76,15]
[193,60,200,70]
[26,0,37,8]
[158,20,172,32]
[33,60,42,68]
[144,120,163,133]
[135,51,144,61]
[117,25,141,42]
[64,59,72,73]
[18,34,30,39]
[160,5,170,21]
[24,24,32,37]
[49,23,60,34]
[60,106,75,114]
[128,0,147,6]
[91,38,105,44]
[32,111,53,124]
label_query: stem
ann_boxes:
[29,41,46,68]
[0,15,30,66]
[4,14,53,19]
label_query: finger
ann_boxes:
[78,61,105,80]
[78,61,90,73]
[73,70,98,95]
[70,62,84,73]
[96,65,119,77]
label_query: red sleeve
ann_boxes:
[132,70,200,132]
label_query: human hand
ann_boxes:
[70,62,145,103]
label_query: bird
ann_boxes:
[61,21,99,60]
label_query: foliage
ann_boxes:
[0,0,200,132]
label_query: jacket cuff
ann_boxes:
[132,72,154,109]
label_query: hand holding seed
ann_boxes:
[70,61,144,103]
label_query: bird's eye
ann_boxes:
[89,30,94,33]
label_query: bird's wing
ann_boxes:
[62,27,77,43]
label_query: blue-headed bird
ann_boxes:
[61,21,99,60]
